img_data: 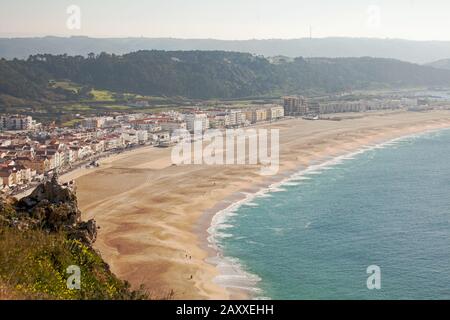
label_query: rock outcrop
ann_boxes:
[2,174,97,245]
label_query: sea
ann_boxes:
[208,127,450,299]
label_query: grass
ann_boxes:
[50,80,82,93]
[90,89,115,102]
[0,199,178,300]
[61,119,83,127]
[61,104,93,111]
[0,202,149,300]
[98,105,132,110]
[0,225,148,299]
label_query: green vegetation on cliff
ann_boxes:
[0,223,145,299]
[0,178,152,300]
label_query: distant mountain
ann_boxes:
[426,59,450,70]
[3,36,450,64]
[2,51,450,103]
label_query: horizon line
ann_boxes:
[2,34,450,43]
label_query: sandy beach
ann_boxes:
[74,110,450,299]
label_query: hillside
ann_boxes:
[426,59,450,70]
[0,176,153,299]
[2,51,450,103]
[4,37,450,64]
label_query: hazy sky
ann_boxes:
[1,0,450,40]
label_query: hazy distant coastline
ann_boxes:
[2,36,450,64]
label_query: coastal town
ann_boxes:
[5,0,450,304]
[0,93,438,194]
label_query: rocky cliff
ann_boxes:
[4,174,97,245]
[0,174,148,300]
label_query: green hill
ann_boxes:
[2,51,450,103]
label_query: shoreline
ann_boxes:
[199,123,450,300]
[72,110,450,300]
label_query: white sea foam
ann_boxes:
[216,223,234,230]
[206,126,450,299]
[255,193,272,198]
[243,202,259,207]
[290,176,311,181]
[268,186,286,192]
[283,181,300,186]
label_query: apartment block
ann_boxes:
[283,96,307,116]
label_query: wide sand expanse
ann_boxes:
[76,110,450,299]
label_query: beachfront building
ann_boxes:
[104,135,124,150]
[64,148,77,164]
[319,98,413,114]
[268,105,285,120]
[307,101,321,115]
[150,131,171,145]
[136,130,149,144]
[255,108,268,122]
[228,110,246,127]
[185,113,210,133]
[159,120,187,133]
[283,96,307,116]
[121,131,139,146]
[132,119,161,132]
[320,101,366,114]
[245,108,268,123]
[209,113,231,128]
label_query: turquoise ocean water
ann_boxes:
[211,128,450,299]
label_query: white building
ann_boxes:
[121,132,139,145]
[185,113,210,133]
[210,113,231,128]
[1,115,37,131]
[78,145,93,159]
[82,116,115,129]
[104,136,124,150]
[159,121,187,133]
[228,110,246,127]
[136,121,161,132]
[151,131,171,145]
[136,130,149,144]
[268,105,285,120]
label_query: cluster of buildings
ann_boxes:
[1,94,419,191]
[0,113,170,191]
[0,130,115,191]
[283,96,418,116]
[0,106,286,192]
[207,105,284,130]
[318,98,418,114]
[123,104,285,135]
